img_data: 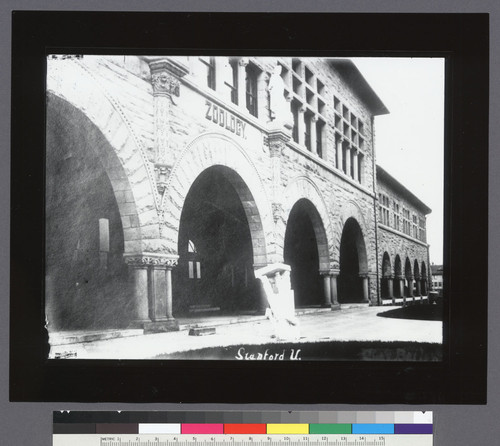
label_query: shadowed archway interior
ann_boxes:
[338,217,368,303]
[283,199,325,308]
[45,96,129,330]
[174,166,261,316]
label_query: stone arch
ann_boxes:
[335,199,369,260]
[163,132,273,267]
[46,59,157,254]
[282,176,333,270]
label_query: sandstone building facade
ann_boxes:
[45,55,433,332]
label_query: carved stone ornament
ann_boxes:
[269,139,285,157]
[330,260,340,271]
[151,71,180,97]
[124,255,179,268]
[272,203,284,223]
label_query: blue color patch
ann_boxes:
[352,424,394,434]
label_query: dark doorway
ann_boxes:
[338,218,367,303]
[174,166,259,316]
[283,199,323,308]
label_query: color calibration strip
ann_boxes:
[53,411,432,435]
[54,423,432,435]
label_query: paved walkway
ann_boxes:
[48,305,442,360]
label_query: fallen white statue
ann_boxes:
[255,263,301,341]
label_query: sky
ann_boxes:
[349,58,445,265]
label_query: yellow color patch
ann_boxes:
[267,424,309,434]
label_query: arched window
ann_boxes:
[187,239,201,280]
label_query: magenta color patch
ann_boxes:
[181,424,224,434]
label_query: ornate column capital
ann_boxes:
[268,128,291,157]
[148,58,189,98]
[124,254,179,268]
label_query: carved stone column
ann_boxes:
[397,275,405,301]
[320,271,331,307]
[330,267,341,311]
[268,129,290,265]
[360,273,369,303]
[147,257,179,332]
[124,254,179,332]
[148,58,188,194]
[386,274,394,304]
[124,256,151,327]
[415,274,422,297]
[407,275,414,298]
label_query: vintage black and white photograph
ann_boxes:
[45,54,444,361]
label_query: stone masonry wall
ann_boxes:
[48,54,407,304]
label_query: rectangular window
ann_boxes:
[225,59,238,105]
[379,194,391,226]
[402,208,411,235]
[245,65,258,117]
[413,214,418,238]
[316,120,324,158]
[419,217,426,242]
[393,202,400,231]
[199,56,216,90]
[98,218,109,252]
[196,261,201,279]
[188,261,194,279]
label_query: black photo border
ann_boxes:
[10,11,488,403]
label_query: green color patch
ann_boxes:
[309,424,352,434]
